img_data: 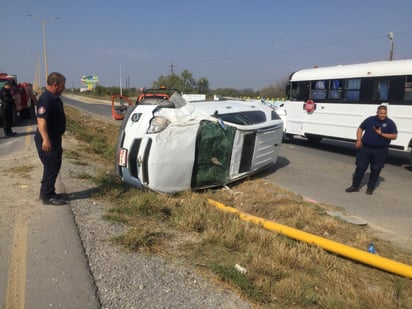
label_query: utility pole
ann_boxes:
[120,66,122,96]
[387,32,394,61]
[27,15,61,85]
[33,54,41,93]
[168,63,176,75]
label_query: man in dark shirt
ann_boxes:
[34,72,67,205]
[345,105,398,195]
[0,80,17,137]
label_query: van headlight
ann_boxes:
[147,116,170,133]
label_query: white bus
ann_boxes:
[282,59,412,162]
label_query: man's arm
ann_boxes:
[374,125,397,140]
[37,118,52,152]
[380,132,397,140]
[355,127,363,149]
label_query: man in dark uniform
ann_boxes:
[345,105,398,195]
[35,72,67,205]
[0,80,17,137]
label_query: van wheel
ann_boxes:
[306,134,323,143]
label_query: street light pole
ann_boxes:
[387,32,394,61]
[27,15,61,85]
[41,19,49,79]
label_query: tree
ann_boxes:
[213,88,258,98]
[94,85,106,96]
[87,70,287,100]
[197,77,209,94]
[152,70,209,94]
[259,77,289,99]
[181,69,196,92]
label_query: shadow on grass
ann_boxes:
[63,186,103,201]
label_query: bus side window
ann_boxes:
[345,79,361,101]
[296,81,310,101]
[386,76,404,103]
[289,82,298,100]
[310,80,326,100]
[328,79,342,99]
[403,76,412,101]
[372,80,389,101]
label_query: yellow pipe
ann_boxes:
[208,199,412,279]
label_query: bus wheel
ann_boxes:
[305,134,323,143]
[282,133,294,143]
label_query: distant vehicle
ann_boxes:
[111,95,134,120]
[0,73,37,125]
[115,90,284,193]
[281,59,412,163]
[111,88,171,120]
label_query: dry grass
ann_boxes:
[2,164,34,178]
[65,106,412,309]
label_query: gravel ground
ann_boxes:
[62,134,253,309]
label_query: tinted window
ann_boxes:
[404,76,412,101]
[292,81,310,101]
[214,111,266,125]
[310,80,327,100]
[328,79,343,99]
[345,79,361,101]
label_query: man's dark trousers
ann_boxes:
[2,103,13,134]
[35,137,62,199]
[352,146,387,189]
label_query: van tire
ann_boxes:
[305,134,323,143]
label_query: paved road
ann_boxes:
[62,95,114,121]
[0,119,100,308]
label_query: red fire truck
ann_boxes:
[0,73,37,125]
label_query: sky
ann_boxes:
[1,0,412,90]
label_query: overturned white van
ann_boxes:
[115,91,283,193]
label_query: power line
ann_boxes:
[181,31,412,66]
